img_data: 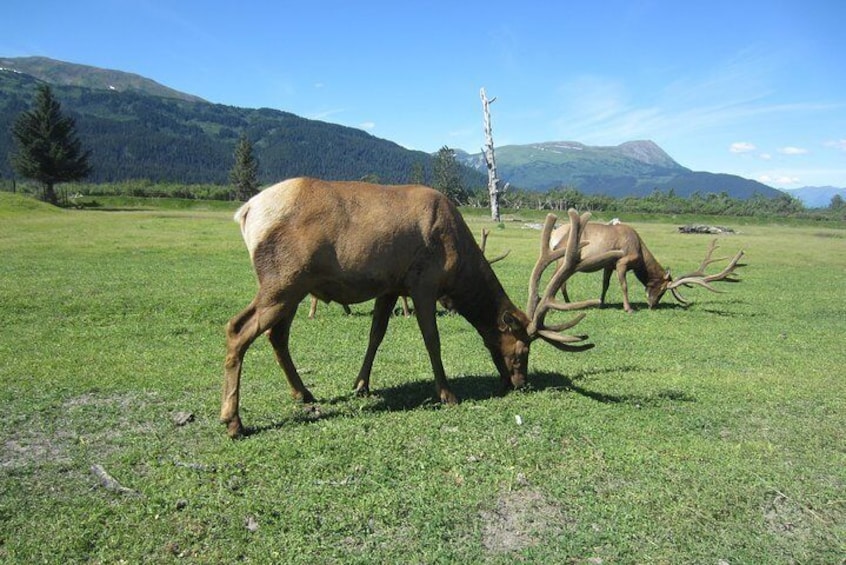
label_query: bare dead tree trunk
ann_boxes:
[480,88,508,222]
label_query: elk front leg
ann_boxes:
[615,261,634,313]
[268,314,316,404]
[353,294,397,395]
[412,294,458,405]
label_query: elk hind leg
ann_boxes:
[600,267,614,306]
[222,299,287,438]
[267,310,315,404]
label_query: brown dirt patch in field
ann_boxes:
[762,490,813,540]
[479,487,574,553]
[1,391,160,470]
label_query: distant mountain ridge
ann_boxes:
[782,186,846,208]
[458,140,782,198]
[1,56,783,199]
[0,56,205,103]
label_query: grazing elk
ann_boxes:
[550,221,744,313]
[221,177,620,437]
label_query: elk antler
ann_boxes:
[526,210,624,351]
[666,239,745,304]
[480,228,511,264]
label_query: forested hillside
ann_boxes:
[0,62,485,188]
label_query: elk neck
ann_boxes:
[446,250,525,340]
[632,238,667,288]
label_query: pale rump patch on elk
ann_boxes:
[235,178,302,261]
[220,177,618,438]
[550,221,744,313]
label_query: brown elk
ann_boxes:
[306,228,506,319]
[550,221,744,313]
[221,177,620,438]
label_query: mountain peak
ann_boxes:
[616,140,679,168]
[457,139,780,198]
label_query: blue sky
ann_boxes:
[3,1,844,188]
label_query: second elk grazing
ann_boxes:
[221,177,620,438]
[550,221,745,313]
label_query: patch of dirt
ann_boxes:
[1,391,161,470]
[762,491,812,540]
[479,487,574,553]
[2,435,74,469]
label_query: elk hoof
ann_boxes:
[225,417,244,439]
[292,389,316,404]
[439,390,459,405]
[353,381,370,396]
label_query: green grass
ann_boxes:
[1,192,844,563]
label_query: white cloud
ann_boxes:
[759,174,801,186]
[730,142,756,153]
[759,153,772,160]
[824,139,846,152]
[308,108,344,121]
[358,121,375,131]
[778,146,809,155]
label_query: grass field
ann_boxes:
[1,192,844,563]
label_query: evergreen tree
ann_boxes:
[229,134,259,201]
[10,84,92,205]
[432,146,467,204]
[410,161,426,185]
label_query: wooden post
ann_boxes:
[480,87,507,222]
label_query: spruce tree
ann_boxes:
[230,135,259,201]
[410,161,425,185]
[432,146,467,205]
[11,84,92,205]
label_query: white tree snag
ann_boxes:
[480,87,508,222]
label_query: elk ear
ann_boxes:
[664,268,672,282]
[500,311,523,333]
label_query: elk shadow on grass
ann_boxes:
[590,298,751,316]
[349,364,696,412]
[531,368,697,406]
[697,298,755,317]
[242,365,695,437]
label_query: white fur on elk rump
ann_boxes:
[220,177,621,438]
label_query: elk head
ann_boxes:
[468,210,621,391]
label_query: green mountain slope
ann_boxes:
[0,56,205,102]
[1,57,485,187]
